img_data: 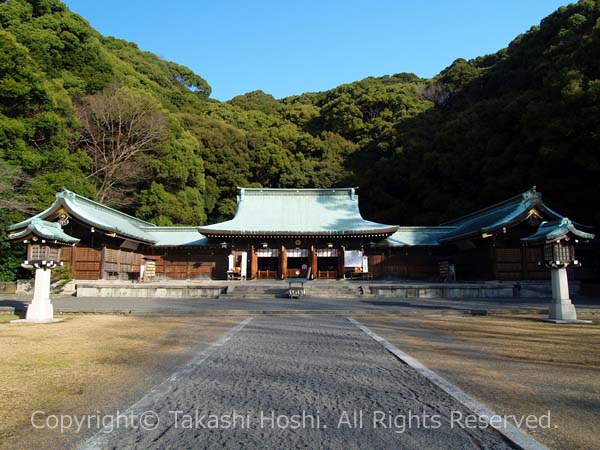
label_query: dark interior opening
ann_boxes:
[258,257,278,271]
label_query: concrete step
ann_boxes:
[221,286,289,299]
[304,286,360,298]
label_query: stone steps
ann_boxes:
[304,285,360,298]
[221,286,289,299]
[221,284,362,299]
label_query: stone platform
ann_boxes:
[76,281,227,298]
[69,279,577,300]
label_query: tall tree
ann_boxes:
[76,86,168,205]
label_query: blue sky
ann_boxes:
[65,0,568,101]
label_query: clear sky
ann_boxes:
[65,0,568,101]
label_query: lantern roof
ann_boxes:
[8,218,80,245]
[521,218,595,244]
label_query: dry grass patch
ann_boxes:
[361,313,600,450]
[0,314,245,450]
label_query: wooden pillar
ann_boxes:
[100,246,106,280]
[521,246,528,280]
[280,246,287,280]
[69,245,76,278]
[186,251,191,280]
[250,245,258,279]
[310,245,318,279]
[338,245,345,279]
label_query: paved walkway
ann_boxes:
[81,317,516,449]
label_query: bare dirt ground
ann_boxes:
[0,314,245,450]
[360,312,600,450]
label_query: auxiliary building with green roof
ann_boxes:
[7,187,596,282]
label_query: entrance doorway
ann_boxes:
[257,248,279,279]
[287,248,309,278]
[316,248,339,279]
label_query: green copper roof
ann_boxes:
[383,227,456,247]
[8,189,208,246]
[198,188,398,236]
[142,227,208,246]
[9,190,156,243]
[8,218,80,245]
[439,188,564,243]
[521,218,595,243]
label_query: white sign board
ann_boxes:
[362,255,369,273]
[344,250,363,268]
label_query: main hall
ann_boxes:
[7,187,596,283]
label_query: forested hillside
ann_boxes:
[1,0,599,279]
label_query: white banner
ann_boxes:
[344,250,363,268]
[362,255,369,273]
[228,254,234,271]
[240,251,247,278]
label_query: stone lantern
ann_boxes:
[522,218,594,323]
[8,219,79,323]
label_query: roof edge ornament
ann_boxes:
[57,189,76,200]
[522,187,541,202]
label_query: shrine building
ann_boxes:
[7,187,597,282]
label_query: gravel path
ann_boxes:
[80,317,515,449]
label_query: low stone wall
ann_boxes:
[0,282,17,294]
[370,281,582,299]
[370,284,515,299]
[0,306,16,315]
[76,282,227,298]
[16,279,76,295]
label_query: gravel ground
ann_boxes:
[3,295,599,316]
[81,317,515,449]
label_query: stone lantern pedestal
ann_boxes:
[11,262,64,325]
[521,218,595,324]
[545,267,587,323]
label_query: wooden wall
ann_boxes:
[367,251,441,280]
[56,241,589,282]
[494,247,548,280]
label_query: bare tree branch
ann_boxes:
[76,86,168,205]
[0,163,33,213]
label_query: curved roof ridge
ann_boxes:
[440,188,540,226]
[58,189,157,227]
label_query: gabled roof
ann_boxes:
[8,189,209,246]
[9,190,156,243]
[521,218,595,244]
[8,218,80,245]
[439,188,563,243]
[197,188,399,237]
[383,226,456,247]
